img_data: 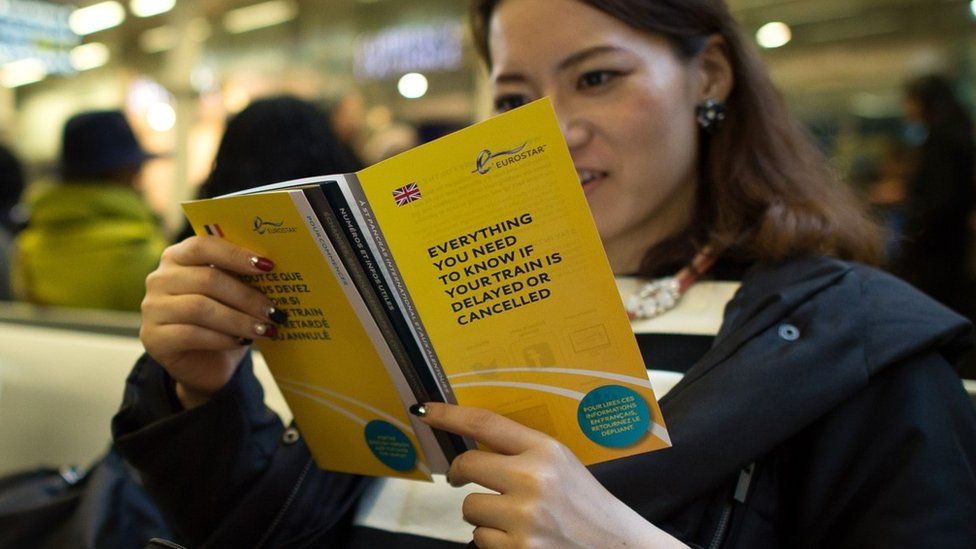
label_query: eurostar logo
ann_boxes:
[253,216,290,234]
[472,142,527,175]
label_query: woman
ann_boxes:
[113,0,976,547]
[892,74,975,317]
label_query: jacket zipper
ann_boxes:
[255,457,314,549]
[707,502,733,549]
[707,462,755,549]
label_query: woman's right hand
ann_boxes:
[141,236,283,409]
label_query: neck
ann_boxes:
[605,184,697,276]
[605,230,662,275]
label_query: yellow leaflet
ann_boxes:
[358,98,669,464]
[184,192,433,480]
[183,98,670,477]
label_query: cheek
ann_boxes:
[612,87,698,184]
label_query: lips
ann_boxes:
[577,169,607,187]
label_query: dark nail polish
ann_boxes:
[409,403,428,417]
[265,325,279,338]
[237,337,253,346]
[268,307,289,325]
[250,256,274,272]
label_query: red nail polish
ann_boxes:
[250,256,274,272]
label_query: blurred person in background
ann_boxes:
[0,142,26,235]
[174,95,362,242]
[865,137,911,263]
[329,91,368,166]
[362,121,419,164]
[0,143,26,300]
[11,110,167,311]
[892,74,976,318]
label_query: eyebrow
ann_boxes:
[493,45,626,85]
[557,45,625,71]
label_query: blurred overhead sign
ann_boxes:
[0,0,79,74]
[354,23,463,80]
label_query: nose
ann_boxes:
[551,98,591,150]
[561,119,590,150]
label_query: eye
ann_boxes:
[578,70,620,90]
[494,94,528,113]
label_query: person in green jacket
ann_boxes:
[13,110,166,311]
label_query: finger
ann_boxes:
[461,492,510,531]
[145,294,277,341]
[163,236,274,275]
[419,403,550,455]
[471,526,508,549]
[143,323,251,356]
[449,449,518,492]
[152,265,276,323]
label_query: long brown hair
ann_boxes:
[470,0,883,275]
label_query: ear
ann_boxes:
[697,35,734,103]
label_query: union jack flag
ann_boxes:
[393,182,422,206]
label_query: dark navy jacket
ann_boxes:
[113,257,976,548]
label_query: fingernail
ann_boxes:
[268,307,289,325]
[237,337,254,346]
[408,403,428,417]
[250,256,274,272]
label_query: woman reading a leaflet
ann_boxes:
[114,0,976,547]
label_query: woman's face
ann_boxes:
[488,0,705,273]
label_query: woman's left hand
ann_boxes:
[418,403,686,548]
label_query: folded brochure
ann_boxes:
[182,98,670,480]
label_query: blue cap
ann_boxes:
[60,110,154,180]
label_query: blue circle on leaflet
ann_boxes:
[577,385,650,448]
[364,420,417,472]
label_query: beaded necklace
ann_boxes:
[624,250,717,321]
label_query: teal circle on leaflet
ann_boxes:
[576,385,650,448]
[364,420,417,472]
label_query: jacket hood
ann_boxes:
[592,256,973,521]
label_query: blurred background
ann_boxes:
[0,0,972,232]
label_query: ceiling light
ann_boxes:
[223,0,297,34]
[190,65,216,93]
[1,58,48,88]
[146,101,176,132]
[70,42,110,71]
[69,1,126,36]
[397,72,428,99]
[756,21,792,49]
[130,0,176,18]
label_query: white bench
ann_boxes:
[0,304,290,476]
